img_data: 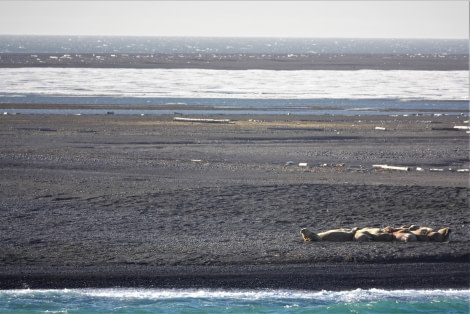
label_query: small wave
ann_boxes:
[6,287,462,302]
[1,288,468,313]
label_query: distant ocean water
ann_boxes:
[0,36,468,116]
[1,36,468,54]
[1,288,469,313]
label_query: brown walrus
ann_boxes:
[411,229,431,241]
[300,227,358,242]
[301,225,451,243]
[392,230,418,242]
[427,227,452,242]
[354,227,394,242]
[393,225,452,242]
[408,226,434,241]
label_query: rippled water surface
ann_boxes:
[1,288,469,313]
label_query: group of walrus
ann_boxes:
[300,225,451,243]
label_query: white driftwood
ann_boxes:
[373,164,410,171]
[173,117,232,124]
[374,126,387,131]
[453,125,470,130]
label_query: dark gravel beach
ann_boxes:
[0,113,469,290]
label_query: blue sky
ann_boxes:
[0,1,468,38]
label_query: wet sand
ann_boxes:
[0,113,469,290]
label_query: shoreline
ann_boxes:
[2,101,469,117]
[1,263,469,290]
[0,114,468,290]
[2,101,469,112]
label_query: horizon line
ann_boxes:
[0,34,468,40]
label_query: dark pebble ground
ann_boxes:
[0,114,468,290]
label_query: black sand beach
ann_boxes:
[0,113,469,290]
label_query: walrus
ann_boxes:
[427,227,452,242]
[392,225,451,242]
[409,226,434,241]
[384,225,427,242]
[354,227,394,242]
[300,227,358,242]
[400,225,433,233]
[392,230,417,243]
[301,225,451,243]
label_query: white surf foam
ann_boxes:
[11,287,461,303]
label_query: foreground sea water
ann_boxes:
[1,288,469,313]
